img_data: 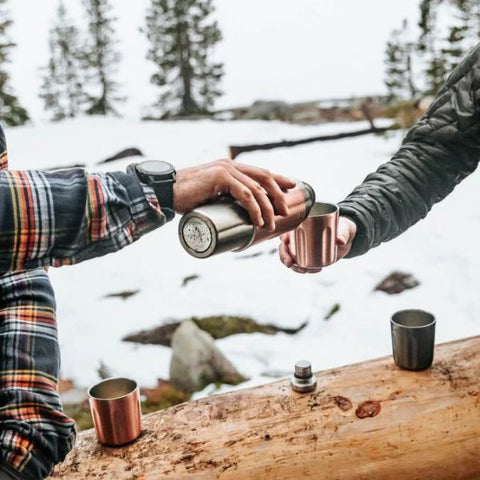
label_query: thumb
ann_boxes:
[337,231,348,246]
[336,218,354,245]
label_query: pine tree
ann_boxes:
[144,0,224,118]
[425,55,449,94]
[417,0,449,95]
[441,0,471,73]
[0,0,29,126]
[385,0,479,100]
[384,20,417,101]
[82,0,122,115]
[418,0,437,54]
[40,1,85,121]
[466,0,480,40]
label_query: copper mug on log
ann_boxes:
[288,202,339,270]
[88,377,142,447]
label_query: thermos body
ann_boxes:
[179,181,316,258]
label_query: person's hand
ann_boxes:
[279,216,357,273]
[173,159,296,231]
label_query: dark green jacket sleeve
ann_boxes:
[339,44,480,258]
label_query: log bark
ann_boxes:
[229,124,396,160]
[49,336,480,480]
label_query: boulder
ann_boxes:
[375,271,420,295]
[289,104,323,124]
[245,100,293,121]
[169,320,247,392]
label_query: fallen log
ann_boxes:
[97,147,144,165]
[229,124,397,159]
[49,336,480,480]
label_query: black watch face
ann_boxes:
[138,160,175,177]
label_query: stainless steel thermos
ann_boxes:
[178,181,316,258]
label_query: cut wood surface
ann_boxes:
[49,336,480,480]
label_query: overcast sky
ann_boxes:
[9,0,420,120]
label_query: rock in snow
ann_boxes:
[169,320,247,392]
[375,271,420,295]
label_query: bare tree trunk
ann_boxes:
[50,336,480,480]
[177,18,199,116]
[229,124,396,160]
[406,51,417,99]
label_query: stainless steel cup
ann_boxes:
[88,377,142,447]
[391,310,436,371]
[288,202,339,270]
[178,181,315,259]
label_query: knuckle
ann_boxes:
[213,165,228,179]
[219,159,233,168]
[261,168,272,180]
[242,189,254,202]
[254,182,264,193]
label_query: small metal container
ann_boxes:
[391,309,436,371]
[179,181,315,258]
[88,377,142,447]
[290,360,317,393]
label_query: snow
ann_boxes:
[6,117,480,393]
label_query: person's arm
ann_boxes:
[0,160,294,273]
[339,44,480,258]
[280,43,480,272]
[0,167,165,272]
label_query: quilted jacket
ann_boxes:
[339,44,480,258]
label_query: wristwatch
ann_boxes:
[132,161,177,220]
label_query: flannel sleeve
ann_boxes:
[0,167,167,272]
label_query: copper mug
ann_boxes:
[289,202,339,270]
[88,377,142,446]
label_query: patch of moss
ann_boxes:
[195,370,247,392]
[192,315,277,339]
[141,384,191,414]
[325,303,341,321]
[383,100,419,129]
[64,403,94,431]
[123,315,308,347]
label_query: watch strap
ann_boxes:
[127,163,176,222]
[151,180,175,221]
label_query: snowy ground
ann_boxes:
[6,118,480,395]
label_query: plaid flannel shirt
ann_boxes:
[0,126,167,479]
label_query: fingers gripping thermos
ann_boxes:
[179,181,316,258]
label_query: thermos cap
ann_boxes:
[181,216,215,255]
